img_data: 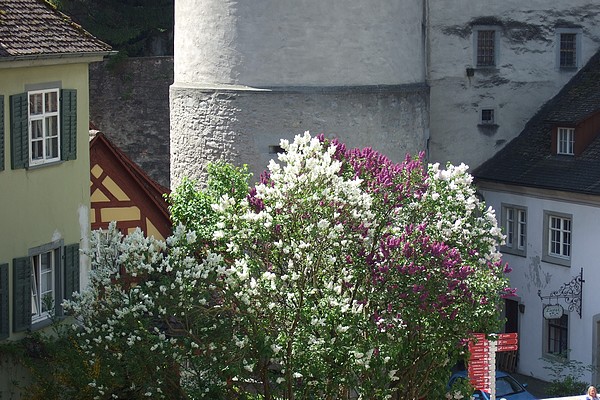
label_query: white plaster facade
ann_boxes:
[479,182,600,383]
[428,0,600,169]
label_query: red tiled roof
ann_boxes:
[0,0,111,58]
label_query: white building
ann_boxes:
[474,50,600,383]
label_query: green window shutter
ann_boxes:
[13,257,31,332]
[0,263,8,339]
[0,96,5,172]
[60,89,77,161]
[63,243,80,303]
[9,93,28,170]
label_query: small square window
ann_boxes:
[557,127,574,155]
[481,109,495,125]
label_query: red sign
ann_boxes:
[467,333,519,393]
[470,378,491,392]
[468,335,492,392]
[469,361,489,367]
[471,380,491,387]
[499,333,517,339]
[497,333,518,352]
[498,333,518,345]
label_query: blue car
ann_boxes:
[448,370,537,400]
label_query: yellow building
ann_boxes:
[0,0,111,396]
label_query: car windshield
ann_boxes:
[496,376,525,397]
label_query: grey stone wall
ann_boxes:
[89,57,172,188]
[170,84,429,188]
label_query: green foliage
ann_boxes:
[15,134,510,399]
[542,353,594,397]
[2,323,96,400]
[168,162,252,243]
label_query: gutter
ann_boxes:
[0,50,117,62]
[0,50,118,68]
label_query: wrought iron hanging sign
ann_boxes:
[542,304,564,319]
[538,267,584,319]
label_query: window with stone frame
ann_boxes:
[501,204,527,257]
[12,242,80,332]
[10,88,77,170]
[28,89,60,166]
[475,29,497,67]
[480,108,495,125]
[556,28,581,69]
[560,33,577,68]
[546,314,568,357]
[543,211,572,267]
[31,248,58,323]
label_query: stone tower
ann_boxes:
[170,0,429,187]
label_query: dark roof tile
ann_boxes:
[474,50,600,195]
[0,0,111,58]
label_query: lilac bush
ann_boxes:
[64,132,511,399]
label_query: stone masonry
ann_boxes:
[89,56,172,188]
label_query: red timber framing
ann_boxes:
[89,130,171,241]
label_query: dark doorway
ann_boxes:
[497,299,520,372]
[505,299,519,333]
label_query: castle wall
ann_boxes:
[171,0,429,187]
[170,84,429,187]
[175,0,425,87]
[89,57,172,188]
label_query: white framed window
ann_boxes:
[28,88,60,166]
[31,249,57,322]
[557,127,574,155]
[10,86,77,170]
[556,28,581,69]
[13,241,79,333]
[501,204,526,256]
[543,211,572,267]
[549,215,571,258]
[473,26,499,67]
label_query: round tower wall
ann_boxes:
[170,85,429,188]
[174,0,425,87]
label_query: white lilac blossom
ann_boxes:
[61,133,511,400]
